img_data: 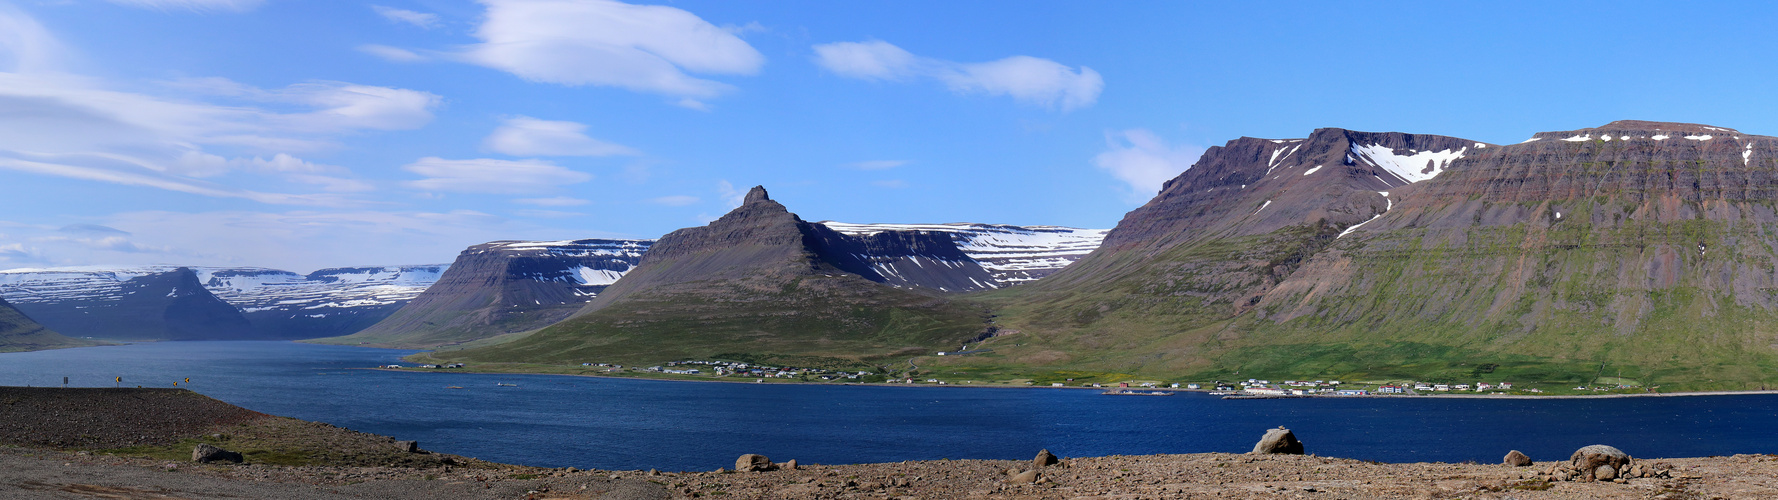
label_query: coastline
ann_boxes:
[364,366,1778,399]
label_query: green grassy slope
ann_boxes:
[0,298,101,353]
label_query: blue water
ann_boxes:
[2,341,1776,471]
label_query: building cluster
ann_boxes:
[383,363,465,369]
[1377,382,1515,393]
[1237,379,1349,395]
[646,360,873,381]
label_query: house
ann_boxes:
[1051,383,1065,387]
[1186,383,1201,389]
[1434,384,1451,391]
[1476,383,1493,391]
[1334,389,1368,396]
[1377,385,1403,393]
[1246,387,1287,396]
[1499,382,1514,389]
[1413,384,1433,391]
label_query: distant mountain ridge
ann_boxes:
[312,238,652,348]
[0,265,447,340]
[0,296,93,352]
[0,267,253,340]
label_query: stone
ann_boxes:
[1504,450,1532,466]
[784,459,798,470]
[191,443,243,464]
[1033,449,1059,468]
[1005,470,1039,484]
[1595,465,1617,481]
[1569,445,1631,482]
[1249,426,1304,455]
[395,440,419,453]
[735,454,776,472]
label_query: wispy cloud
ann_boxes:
[358,44,426,62]
[514,196,589,207]
[1092,129,1203,203]
[0,8,435,206]
[649,195,699,206]
[871,179,907,189]
[372,5,441,29]
[401,157,591,194]
[814,40,1102,111]
[455,0,764,107]
[484,116,639,157]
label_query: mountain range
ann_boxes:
[12,120,1775,390]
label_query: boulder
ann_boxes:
[1033,449,1059,468]
[1594,464,1617,481]
[1249,426,1304,455]
[395,440,419,453]
[1504,450,1532,466]
[783,459,798,470]
[191,443,243,464]
[735,454,776,472]
[1005,470,1039,484]
[1569,445,1631,482]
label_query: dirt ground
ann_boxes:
[6,446,1777,499]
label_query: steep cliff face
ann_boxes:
[314,239,650,348]
[442,186,987,367]
[817,222,1109,287]
[0,268,254,341]
[981,121,1778,390]
[0,297,94,352]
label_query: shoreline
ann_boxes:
[365,366,1778,399]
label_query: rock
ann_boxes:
[1504,450,1532,466]
[783,459,798,470]
[1595,465,1617,481]
[1005,470,1039,484]
[1033,449,1059,468]
[1249,426,1304,455]
[395,440,419,453]
[735,454,776,472]
[191,443,242,464]
[1570,445,1631,482]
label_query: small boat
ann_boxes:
[446,386,464,389]
[495,383,518,387]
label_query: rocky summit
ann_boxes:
[970,121,1778,390]
[438,186,988,368]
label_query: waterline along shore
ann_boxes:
[0,385,1770,499]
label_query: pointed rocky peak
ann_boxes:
[1528,120,1747,143]
[743,185,770,204]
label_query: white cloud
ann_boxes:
[871,179,908,189]
[401,157,592,194]
[649,195,698,206]
[107,0,264,12]
[813,40,1102,111]
[358,44,426,63]
[846,160,907,170]
[513,209,585,218]
[1092,129,1203,203]
[0,4,64,73]
[716,180,746,208]
[514,196,589,207]
[0,69,432,204]
[484,116,639,157]
[458,0,764,99]
[372,5,441,29]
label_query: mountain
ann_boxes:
[0,265,446,340]
[0,267,254,340]
[816,222,1108,288]
[200,265,447,338]
[433,186,990,368]
[0,297,95,352]
[968,121,1778,390]
[311,239,651,348]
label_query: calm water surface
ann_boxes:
[2,341,1775,471]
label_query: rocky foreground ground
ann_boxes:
[3,387,1776,499]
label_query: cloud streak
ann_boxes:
[1092,129,1203,203]
[402,157,592,194]
[484,116,639,157]
[814,40,1102,111]
[456,0,764,107]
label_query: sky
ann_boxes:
[3,1,1778,273]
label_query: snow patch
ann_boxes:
[1350,144,1466,184]
[1253,200,1272,215]
[1521,137,1542,143]
[1685,135,1713,141]
[1562,135,1591,142]
[1475,142,1487,148]
[1303,165,1323,175]
[1652,134,1670,140]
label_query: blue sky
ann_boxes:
[2,0,1777,273]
